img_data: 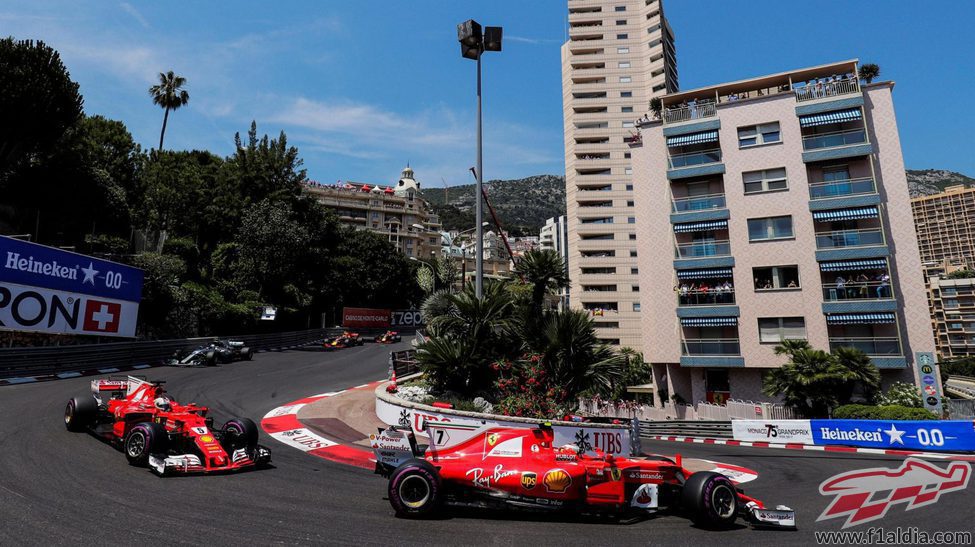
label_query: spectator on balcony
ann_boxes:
[787,279,798,288]
[835,275,847,299]
[877,272,891,298]
[856,273,870,298]
[698,282,710,303]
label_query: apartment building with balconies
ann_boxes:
[631,59,934,404]
[303,166,443,260]
[911,185,975,358]
[562,0,678,348]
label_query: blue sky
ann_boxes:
[3,1,973,187]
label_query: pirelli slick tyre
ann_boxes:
[64,395,98,432]
[222,417,259,451]
[682,471,739,528]
[124,422,168,466]
[388,459,442,517]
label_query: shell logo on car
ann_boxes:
[543,468,572,493]
[200,434,215,443]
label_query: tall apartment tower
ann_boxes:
[562,0,678,348]
[911,185,975,358]
[632,60,935,404]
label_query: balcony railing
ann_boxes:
[675,240,731,259]
[802,128,867,150]
[808,177,876,200]
[682,338,741,356]
[828,337,902,355]
[822,282,894,301]
[678,289,736,306]
[662,102,717,124]
[668,148,722,169]
[672,193,726,213]
[794,78,860,103]
[815,228,885,249]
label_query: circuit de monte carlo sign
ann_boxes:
[0,236,143,338]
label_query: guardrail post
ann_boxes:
[630,417,642,456]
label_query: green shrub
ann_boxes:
[833,404,937,420]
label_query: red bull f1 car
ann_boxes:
[371,423,795,529]
[324,331,364,349]
[374,330,402,344]
[64,376,271,475]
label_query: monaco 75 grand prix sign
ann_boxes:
[0,236,143,338]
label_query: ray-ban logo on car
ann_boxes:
[817,458,971,528]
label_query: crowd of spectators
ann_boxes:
[794,72,858,100]
[831,271,891,299]
[676,280,735,305]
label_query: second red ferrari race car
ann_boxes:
[64,376,271,475]
[372,423,796,529]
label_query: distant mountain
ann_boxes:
[907,169,975,198]
[424,174,565,236]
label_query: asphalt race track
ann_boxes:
[1,343,973,546]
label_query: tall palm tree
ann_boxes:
[149,71,190,150]
[514,249,569,316]
[763,348,837,417]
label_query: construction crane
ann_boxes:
[469,167,519,273]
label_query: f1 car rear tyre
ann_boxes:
[64,395,98,432]
[245,349,253,360]
[124,422,168,466]
[222,417,259,451]
[681,471,739,528]
[388,459,442,517]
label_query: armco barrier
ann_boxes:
[0,328,345,379]
[376,382,639,457]
[640,420,732,438]
[811,419,975,452]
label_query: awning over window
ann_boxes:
[819,259,888,272]
[666,130,718,147]
[680,317,738,327]
[676,268,734,279]
[811,206,879,222]
[826,313,896,325]
[673,219,728,233]
[799,108,862,127]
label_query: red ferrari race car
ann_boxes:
[372,423,796,529]
[64,376,271,475]
[374,330,402,344]
[324,331,364,349]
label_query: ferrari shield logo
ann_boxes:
[610,467,622,481]
[487,433,500,447]
[521,472,537,490]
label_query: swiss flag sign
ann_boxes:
[83,300,122,333]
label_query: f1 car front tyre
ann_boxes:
[681,471,739,528]
[124,422,168,466]
[64,395,98,432]
[388,459,442,517]
[222,418,259,451]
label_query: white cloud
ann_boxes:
[119,2,149,29]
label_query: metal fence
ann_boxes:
[948,399,975,419]
[0,328,343,379]
[579,398,795,422]
[639,420,732,438]
[390,349,420,378]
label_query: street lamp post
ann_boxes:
[457,19,502,299]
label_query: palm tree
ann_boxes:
[149,71,190,150]
[773,339,812,357]
[538,309,625,398]
[514,249,569,317]
[831,346,881,403]
[763,348,837,417]
[858,63,880,84]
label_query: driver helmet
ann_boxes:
[154,396,172,411]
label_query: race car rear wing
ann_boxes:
[90,375,148,397]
